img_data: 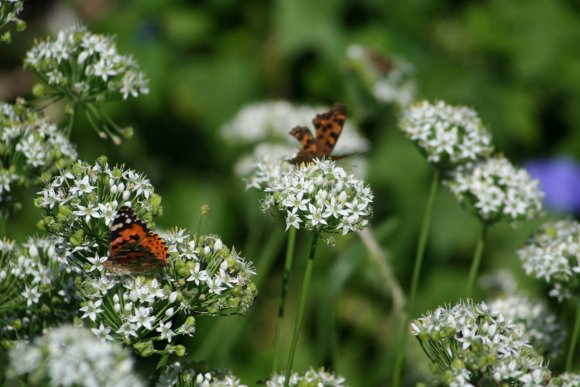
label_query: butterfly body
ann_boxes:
[105,205,169,274]
[289,104,348,164]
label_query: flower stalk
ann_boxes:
[284,231,319,387]
[466,223,488,298]
[392,168,439,387]
[273,226,297,373]
[566,298,580,372]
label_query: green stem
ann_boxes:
[284,231,319,387]
[391,169,440,387]
[0,217,6,237]
[273,227,297,373]
[566,298,580,372]
[66,104,76,138]
[465,223,488,298]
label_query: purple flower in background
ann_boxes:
[525,157,580,214]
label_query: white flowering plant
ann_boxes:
[78,230,256,356]
[400,100,494,169]
[156,361,247,387]
[220,101,369,154]
[24,25,149,142]
[0,101,77,218]
[265,367,347,387]
[1,6,579,387]
[263,159,373,235]
[0,237,80,343]
[518,220,580,302]
[444,155,544,225]
[35,157,162,270]
[411,300,551,386]
[6,325,143,386]
[34,158,257,356]
[489,295,565,358]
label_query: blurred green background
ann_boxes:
[1,0,579,385]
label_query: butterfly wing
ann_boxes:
[106,206,168,274]
[289,125,317,164]
[313,104,347,157]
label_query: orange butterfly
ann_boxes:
[105,205,169,274]
[289,104,349,164]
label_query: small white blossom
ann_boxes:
[444,155,544,224]
[400,100,494,167]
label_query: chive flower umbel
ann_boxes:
[411,300,550,386]
[444,155,544,225]
[263,159,373,234]
[517,219,580,302]
[400,100,493,168]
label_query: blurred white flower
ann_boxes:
[517,219,580,302]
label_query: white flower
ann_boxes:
[156,362,247,387]
[489,295,565,358]
[264,159,373,234]
[265,367,347,387]
[412,300,550,386]
[444,156,544,224]
[6,325,143,386]
[220,101,369,155]
[518,220,580,302]
[80,299,103,321]
[24,24,148,101]
[400,100,493,167]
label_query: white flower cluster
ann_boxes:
[0,237,79,341]
[156,361,247,387]
[411,300,550,386]
[400,100,494,167]
[517,220,580,301]
[163,229,257,315]
[220,101,369,154]
[265,367,347,387]
[548,373,580,386]
[24,24,149,100]
[80,275,189,356]
[36,158,161,267]
[444,156,544,224]
[263,159,373,234]
[6,325,143,387]
[347,44,416,107]
[79,229,257,355]
[0,102,77,216]
[489,295,565,358]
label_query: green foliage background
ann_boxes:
[1,0,579,385]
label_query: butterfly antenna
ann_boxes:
[195,204,210,248]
